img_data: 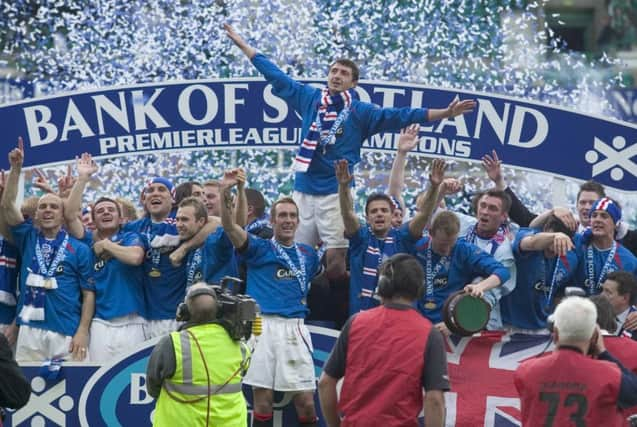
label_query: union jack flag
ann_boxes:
[445,331,553,427]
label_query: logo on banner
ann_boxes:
[11,377,74,426]
[586,136,637,181]
[78,341,157,427]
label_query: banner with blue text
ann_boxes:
[1,79,636,192]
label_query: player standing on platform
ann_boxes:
[224,23,476,284]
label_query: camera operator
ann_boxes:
[514,296,637,426]
[146,282,250,427]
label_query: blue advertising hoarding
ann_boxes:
[0,79,635,192]
[5,326,340,427]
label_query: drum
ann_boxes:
[442,290,491,336]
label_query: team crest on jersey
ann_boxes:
[194,271,203,282]
[55,265,64,274]
[335,126,344,137]
[276,268,295,280]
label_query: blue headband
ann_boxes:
[148,177,174,193]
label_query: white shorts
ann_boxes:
[16,325,74,362]
[89,315,146,363]
[293,191,348,249]
[244,315,316,392]
[143,319,182,340]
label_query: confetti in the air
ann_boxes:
[1,0,633,223]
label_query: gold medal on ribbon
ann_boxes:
[43,278,53,289]
[149,269,162,278]
[424,300,437,310]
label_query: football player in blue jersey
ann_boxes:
[407,210,509,335]
[338,157,444,315]
[64,153,148,362]
[573,198,637,296]
[224,23,476,291]
[501,214,579,331]
[1,138,94,362]
[220,168,322,427]
[175,196,237,287]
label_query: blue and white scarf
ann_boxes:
[293,88,357,172]
[360,227,400,310]
[463,223,509,256]
[21,230,68,322]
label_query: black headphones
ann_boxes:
[377,258,396,298]
[377,253,425,299]
[176,286,219,322]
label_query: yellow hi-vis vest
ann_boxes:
[153,323,250,427]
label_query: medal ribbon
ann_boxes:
[586,242,617,293]
[35,231,69,278]
[543,257,562,309]
[186,247,202,287]
[425,245,448,303]
[316,105,351,153]
[271,238,307,296]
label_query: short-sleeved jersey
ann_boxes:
[501,228,578,330]
[241,234,320,318]
[82,230,146,320]
[124,214,186,320]
[406,236,510,323]
[11,222,93,336]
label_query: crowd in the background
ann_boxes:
[1,23,637,426]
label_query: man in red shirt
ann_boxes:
[318,253,449,427]
[514,296,637,426]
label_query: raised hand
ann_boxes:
[8,137,24,169]
[57,164,76,198]
[447,96,476,118]
[32,168,55,194]
[76,152,98,179]
[223,23,257,58]
[335,159,352,185]
[221,169,241,189]
[397,124,420,153]
[235,168,247,189]
[441,177,462,196]
[223,23,242,45]
[481,150,504,187]
[429,159,447,187]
